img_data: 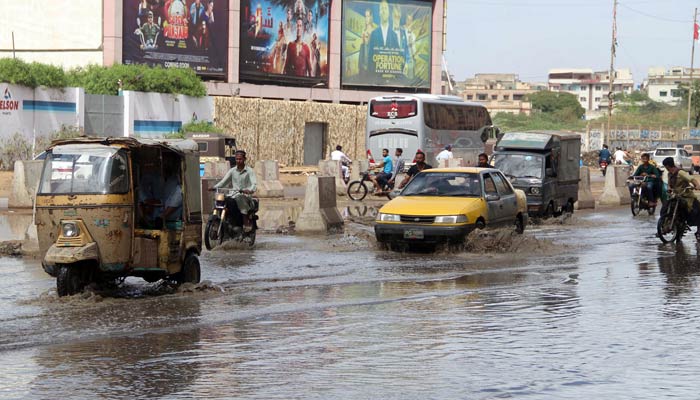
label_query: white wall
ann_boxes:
[0,83,83,145]
[123,91,214,138]
[647,83,681,105]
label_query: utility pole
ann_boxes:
[687,8,697,129]
[607,0,617,143]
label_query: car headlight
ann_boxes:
[434,215,468,224]
[377,213,401,222]
[62,222,80,238]
[529,187,541,195]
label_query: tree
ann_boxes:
[527,91,585,119]
[678,80,700,127]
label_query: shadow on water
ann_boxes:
[25,297,203,399]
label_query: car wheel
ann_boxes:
[514,215,525,234]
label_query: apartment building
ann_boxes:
[645,66,698,105]
[459,74,543,115]
[548,68,634,113]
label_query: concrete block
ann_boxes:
[0,198,7,208]
[350,159,370,182]
[9,160,43,209]
[575,167,595,210]
[437,159,448,168]
[255,160,284,198]
[295,176,344,234]
[448,158,464,168]
[318,159,346,196]
[599,165,632,206]
[203,161,230,179]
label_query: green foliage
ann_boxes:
[493,112,587,132]
[677,80,700,127]
[180,120,223,134]
[67,64,206,97]
[0,58,39,88]
[0,59,206,96]
[527,90,586,119]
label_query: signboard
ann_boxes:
[239,0,330,85]
[342,0,432,89]
[122,0,229,78]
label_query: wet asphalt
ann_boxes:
[2,204,700,399]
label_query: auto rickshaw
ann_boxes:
[35,137,202,296]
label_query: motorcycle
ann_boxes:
[205,188,259,250]
[628,176,656,216]
[600,160,609,176]
[657,187,696,243]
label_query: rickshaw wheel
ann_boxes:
[176,253,201,284]
[57,265,89,297]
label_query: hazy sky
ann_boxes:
[445,0,699,85]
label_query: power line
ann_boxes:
[618,2,694,23]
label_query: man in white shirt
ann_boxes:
[435,144,453,164]
[613,147,628,165]
[331,145,352,180]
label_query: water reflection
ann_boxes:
[27,297,202,399]
[657,243,700,303]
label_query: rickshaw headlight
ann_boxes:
[62,222,80,238]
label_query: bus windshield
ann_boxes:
[369,100,418,119]
[38,146,130,195]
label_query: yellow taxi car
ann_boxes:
[374,167,528,245]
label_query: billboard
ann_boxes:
[122,0,229,78]
[239,0,330,85]
[342,0,432,89]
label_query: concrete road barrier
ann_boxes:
[437,158,465,168]
[318,160,346,196]
[203,161,230,179]
[599,165,632,206]
[255,160,284,198]
[575,166,595,210]
[9,160,43,208]
[350,160,370,182]
[295,175,344,234]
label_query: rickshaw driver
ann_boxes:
[212,150,257,232]
[161,164,183,228]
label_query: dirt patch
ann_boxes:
[0,171,12,198]
[0,240,23,257]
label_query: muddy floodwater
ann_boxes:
[2,207,700,399]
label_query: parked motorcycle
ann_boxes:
[657,187,695,243]
[600,160,609,176]
[205,188,259,250]
[628,176,656,216]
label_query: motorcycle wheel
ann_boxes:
[245,229,256,247]
[630,195,640,216]
[657,213,681,243]
[204,216,221,250]
[347,181,368,201]
[648,206,656,216]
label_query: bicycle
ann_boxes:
[347,171,397,201]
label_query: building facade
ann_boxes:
[458,73,543,115]
[645,66,697,105]
[548,68,634,114]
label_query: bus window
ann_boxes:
[370,100,417,119]
[424,104,493,131]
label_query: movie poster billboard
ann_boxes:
[122,0,229,78]
[239,0,330,85]
[342,0,432,89]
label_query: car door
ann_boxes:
[492,172,518,225]
[483,173,503,225]
[683,149,693,171]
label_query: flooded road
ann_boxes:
[2,207,700,399]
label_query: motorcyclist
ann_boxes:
[212,150,257,232]
[599,144,612,165]
[662,157,700,240]
[628,153,660,207]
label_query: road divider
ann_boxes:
[254,160,284,198]
[576,166,595,210]
[295,175,344,234]
[318,160,346,196]
[599,165,632,206]
[10,160,43,209]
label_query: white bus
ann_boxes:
[365,94,496,166]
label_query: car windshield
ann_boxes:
[493,154,544,179]
[655,149,676,156]
[402,172,482,197]
[38,145,129,194]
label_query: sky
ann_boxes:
[445,0,699,86]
